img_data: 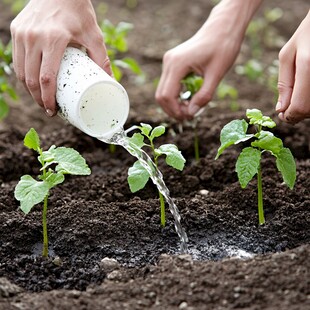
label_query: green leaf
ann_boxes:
[0,96,9,120]
[39,145,57,168]
[45,172,65,189]
[114,58,143,75]
[114,37,127,52]
[216,119,253,159]
[6,86,18,100]
[24,128,40,152]
[181,74,203,94]
[116,21,134,34]
[276,148,296,189]
[246,109,276,128]
[53,147,91,175]
[150,125,165,141]
[14,175,49,214]
[251,131,283,155]
[156,144,186,171]
[127,160,150,192]
[236,147,261,188]
[127,132,145,148]
[139,123,152,137]
[111,62,122,82]
[216,82,238,100]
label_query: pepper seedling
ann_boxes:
[127,123,185,226]
[215,109,296,225]
[14,128,91,257]
[180,74,204,161]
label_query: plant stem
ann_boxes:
[109,144,116,154]
[153,146,166,227]
[194,128,200,162]
[159,191,166,227]
[42,195,48,257]
[257,163,265,225]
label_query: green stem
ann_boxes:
[109,144,116,154]
[39,147,49,257]
[42,195,49,257]
[159,191,166,227]
[257,163,265,225]
[153,147,166,227]
[194,128,200,162]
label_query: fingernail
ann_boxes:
[278,112,284,120]
[188,104,200,116]
[45,109,54,117]
[275,101,282,111]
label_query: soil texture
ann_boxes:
[0,0,309,309]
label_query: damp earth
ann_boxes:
[0,0,309,309]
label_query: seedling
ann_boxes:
[0,40,18,120]
[14,128,91,257]
[235,59,264,83]
[100,19,144,83]
[180,74,204,161]
[246,7,284,57]
[127,123,185,226]
[235,7,283,101]
[216,80,239,112]
[216,109,296,225]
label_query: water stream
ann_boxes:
[99,128,188,253]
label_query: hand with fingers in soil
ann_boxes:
[10,0,112,117]
[156,0,310,125]
[275,9,310,124]
[155,0,263,121]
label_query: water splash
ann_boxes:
[99,128,188,253]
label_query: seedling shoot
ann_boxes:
[127,123,185,226]
[216,109,296,225]
[14,128,91,257]
[180,74,204,161]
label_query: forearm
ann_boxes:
[198,0,264,39]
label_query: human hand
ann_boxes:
[276,10,310,124]
[10,0,112,117]
[156,0,262,121]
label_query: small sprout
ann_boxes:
[127,123,185,226]
[0,39,18,120]
[216,109,296,225]
[235,59,264,82]
[100,19,144,83]
[14,128,91,257]
[180,74,204,161]
[216,80,239,112]
[181,74,204,99]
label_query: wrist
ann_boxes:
[201,0,263,38]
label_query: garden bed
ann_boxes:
[0,0,309,309]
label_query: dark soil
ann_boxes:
[0,0,309,309]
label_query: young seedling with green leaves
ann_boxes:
[180,74,204,161]
[127,123,185,226]
[100,19,144,82]
[0,40,18,120]
[14,128,91,257]
[216,80,239,112]
[216,109,296,225]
